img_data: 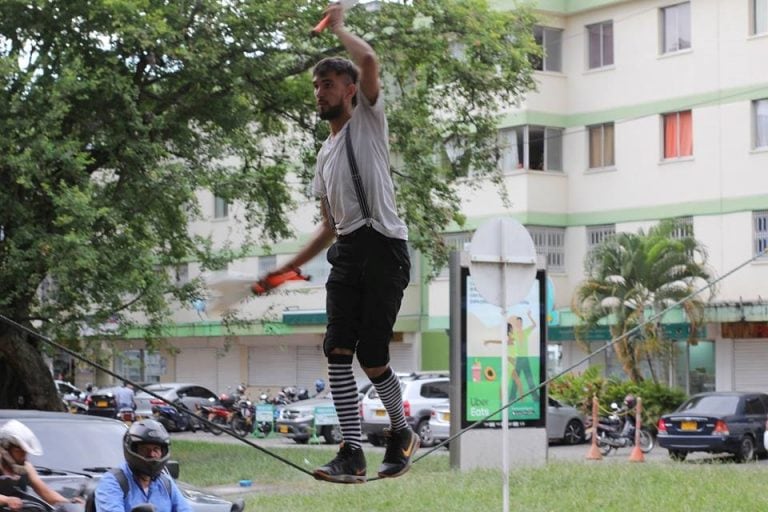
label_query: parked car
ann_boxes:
[55,380,83,400]
[274,381,372,445]
[657,391,768,462]
[428,396,586,447]
[133,382,219,420]
[274,394,344,445]
[548,397,587,445]
[85,386,122,418]
[0,410,244,512]
[429,399,450,447]
[361,373,449,447]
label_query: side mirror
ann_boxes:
[166,460,180,479]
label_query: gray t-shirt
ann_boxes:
[312,93,408,240]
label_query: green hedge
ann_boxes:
[548,367,688,433]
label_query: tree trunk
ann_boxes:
[0,323,64,410]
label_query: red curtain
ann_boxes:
[679,110,693,156]
[664,113,678,158]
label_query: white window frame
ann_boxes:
[754,211,768,258]
[586,224,616,249]
[753,99,768,149]
[532,26,563,72]
[214,195,229,219]
[670,216,694,240]
[751,0,768,35]
[660,2,691,54]
[527,226,565,272]
[662,110,693,159]
[499,125,563,172]
[586,20,614,69]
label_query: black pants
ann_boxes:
[323,226,410,367]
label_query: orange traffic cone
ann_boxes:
[628,397,645,463]
[586,395,603,461]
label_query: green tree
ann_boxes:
[572,220,715,383]
[0,0,539,408]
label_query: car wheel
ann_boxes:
[669,450,688,461]
[562,420,585,445]
[294,437,309,444]
[323,425,343,445]
[416,419,434,448]
[367,434,383,447]
[735,436,755,463]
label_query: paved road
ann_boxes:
[173,429,768,465]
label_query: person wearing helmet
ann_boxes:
[620,394,638,437]
[0,420,72,510]
[94,419,191,512]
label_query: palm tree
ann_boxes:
[572,219,715,383]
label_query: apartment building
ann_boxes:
[97,0,768,397]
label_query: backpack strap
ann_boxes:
[344,125,373,226]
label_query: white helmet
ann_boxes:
[0,420,43,456]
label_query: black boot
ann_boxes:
[313,443,367,484]
[378,427,420,478]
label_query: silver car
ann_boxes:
[133,382,218,419]
[428,397,586,446]
[0,410,244,512]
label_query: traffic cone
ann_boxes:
[586,395,603,460]
[628,397,645,463]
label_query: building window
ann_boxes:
[258,255,277,275]
[438,231,473,277]
[499,126,563,172]
[661,2,691,54]
[754,99,768,149]
[531,26,563,72]
[754,211,768,258]
[587,224,615,249]
[752,0,767,35]
[527,226,565,272]
[214,196,228,219]
[670,216,694,240]
[663,110,693,159]
[174,263,189,285]
[587,21,614,69]
[588,123,615,169]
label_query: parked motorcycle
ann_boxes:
[153,400,197,432]
[592,402,654,456]
[229,398,256,436]
[197,395,232,435]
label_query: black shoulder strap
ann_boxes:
[344,125,372,224]
[111,468,129,494]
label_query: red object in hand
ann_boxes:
[311,14,332,35]
[251,269,309,295]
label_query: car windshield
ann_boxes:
[21,419,126,472]
[676,395,739,415]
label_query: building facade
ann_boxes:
[86,0,768,397]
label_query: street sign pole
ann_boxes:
[469,217,537,512]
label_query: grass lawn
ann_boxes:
[172,440,768,512]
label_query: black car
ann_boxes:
[84,386,122,418]
[656,391,768,462]
[0,410,244,512]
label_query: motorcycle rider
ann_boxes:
[0,420,77,510]
[619,394,638,438]
[94,419,191,512]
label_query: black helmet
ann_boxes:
[623,394,637,409]
[123,419,170,478]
